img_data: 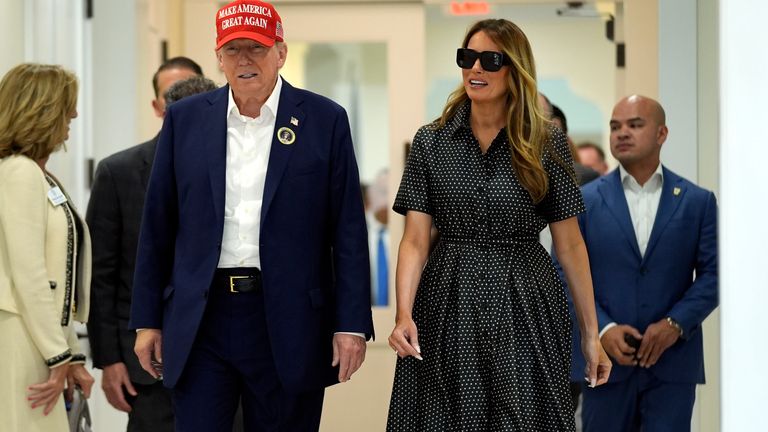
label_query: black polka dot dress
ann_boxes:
[387,102,584,432]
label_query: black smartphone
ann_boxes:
[624,333,641,350]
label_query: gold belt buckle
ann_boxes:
[229,275,249,293]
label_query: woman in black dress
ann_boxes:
[387,19,611,431]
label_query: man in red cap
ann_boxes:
[130,1,374,430]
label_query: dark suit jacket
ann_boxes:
[574,162,599,185]
[565,167,718,384]
[86,138,157,385]
[130,81,374,392]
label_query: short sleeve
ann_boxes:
[393,126,433,216]
[536,128,585,223]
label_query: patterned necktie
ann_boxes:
[376,227,388,306]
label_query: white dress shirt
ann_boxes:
[217,78,283,268]
[214,78,364,339]
[619,163,664,257]
[599,164,664,338]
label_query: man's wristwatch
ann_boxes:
[666,317,683,337]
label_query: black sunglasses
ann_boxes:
[456,48,511,72]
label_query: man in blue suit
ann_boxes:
[129,1,374,430]
[568,95,718,431]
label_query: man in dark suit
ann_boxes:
[130,1,374,430]
[565,95,718,431]
[86,57,203,431]
[577,141,609,176]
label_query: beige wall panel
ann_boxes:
[621,0,658,98]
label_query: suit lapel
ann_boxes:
[205,86,230,224]
[138,136,158,192]
[598,170,643,261]
[643,167,685,262]
[261,80,305,224]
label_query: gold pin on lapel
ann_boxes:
[290,116,299,126]
[277,127,296,145]
[673,187,681,196]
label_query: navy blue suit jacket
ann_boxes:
[567,167,717,385]
[130,81,374,393]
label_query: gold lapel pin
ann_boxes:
[673,187,681,196]
[277,127,296,145]
[290,116,299,126]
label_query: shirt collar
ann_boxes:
[619,162,664,189]
[442,100,472,136]
[226,76,283,121]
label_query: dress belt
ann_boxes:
[440,236,538,248]
[213,268,262,293]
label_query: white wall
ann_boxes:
[9,0,90,209]
[0,0,25,75]
[659,0,698,182]
[91,0,138,163]
[695,1,720,430]
[720,0,768,430]
[425,3,616,150]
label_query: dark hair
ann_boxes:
[551,104,568,134]
[164,76,218,106]
[152,57,203,97]
[577,141,606,161]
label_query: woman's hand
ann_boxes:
[65,363,95,402]
[582,334,612,388]
[388,316,423,360]
[27,362,70,415]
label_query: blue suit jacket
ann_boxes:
[568,167,717,384]
[129,81,374,392]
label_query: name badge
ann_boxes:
[47,186,67,206]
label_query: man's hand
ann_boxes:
[600,325,643,366]
[636,318,680,368]
[331,334,366,383]
[101,362,138,412]
[134,329,163,380]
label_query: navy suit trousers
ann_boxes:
[172,269,324,432]
[581,368,695,432]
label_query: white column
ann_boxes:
[658,0,697,181]
[720,1,768,431]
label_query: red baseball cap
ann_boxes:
[215,0,284,50]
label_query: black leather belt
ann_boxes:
[214,268,262,294]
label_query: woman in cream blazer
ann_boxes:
[0,64,94,431]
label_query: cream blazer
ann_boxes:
[0,155,91,365]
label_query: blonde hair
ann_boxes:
[436,19,553,203]
[0,63,78,160]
